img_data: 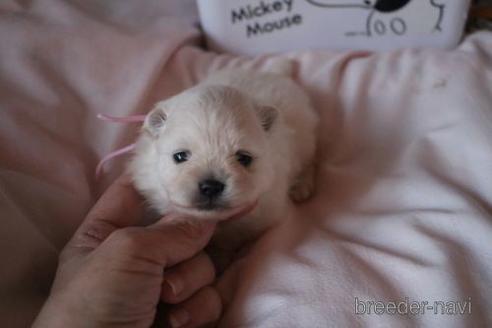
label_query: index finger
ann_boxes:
[67,174,145,251]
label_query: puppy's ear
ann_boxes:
[256,106,278,132]
[144,108,167,137]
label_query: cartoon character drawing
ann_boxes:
[306,0,445,37]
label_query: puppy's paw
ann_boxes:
[289,165,316,203]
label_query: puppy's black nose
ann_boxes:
[199,179,225,198]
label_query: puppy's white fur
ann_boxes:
[130,68,318,253]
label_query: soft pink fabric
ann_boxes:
[1,1,491,327]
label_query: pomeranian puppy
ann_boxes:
[130,67,318,268]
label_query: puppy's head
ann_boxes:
[131,85,278,220]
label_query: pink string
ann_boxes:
[96,143,136,178]
[95,113,147,178]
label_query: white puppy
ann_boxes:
[130,68,318,266]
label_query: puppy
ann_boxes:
[130,68,318,268]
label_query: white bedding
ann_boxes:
[0,1,491,327]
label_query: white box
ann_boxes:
[197,0,471,55]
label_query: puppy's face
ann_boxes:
[132,85,277,219]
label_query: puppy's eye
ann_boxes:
[236,151,253,167]
[173,151,190,164]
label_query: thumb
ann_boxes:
[105,215,217,268]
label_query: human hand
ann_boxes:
[33,175,221,328]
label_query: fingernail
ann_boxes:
[164,276,184,296]
[169,308,190,328]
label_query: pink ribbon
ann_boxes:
[95,113,146,178]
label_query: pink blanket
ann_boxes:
[1,1,491,327]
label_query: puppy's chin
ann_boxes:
[169,200,258,222]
